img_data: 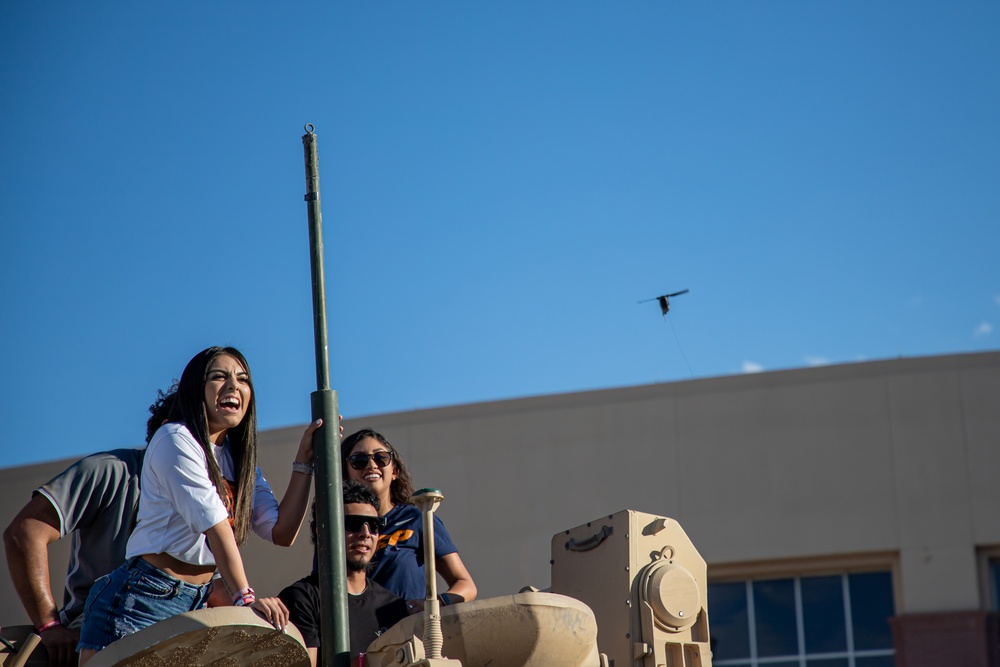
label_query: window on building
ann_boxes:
[974,549,1000,610]
[989,559,1000,610]
[708,571,895,667]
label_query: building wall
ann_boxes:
[2,352,998,645]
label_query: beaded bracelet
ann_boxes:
[37,619,62,633]
[291,461,315,475]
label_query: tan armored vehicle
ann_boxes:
[1,505,712,667]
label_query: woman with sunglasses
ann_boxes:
[341,429,477,605]
[78,347,321,664]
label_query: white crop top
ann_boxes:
[126,422,279,565]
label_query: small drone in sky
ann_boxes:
[638,289,689,316]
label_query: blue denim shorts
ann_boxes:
[77,557,211,652]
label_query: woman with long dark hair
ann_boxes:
[340,428,477,605]
[78,347,321,664]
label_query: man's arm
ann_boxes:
[3,494,79,667]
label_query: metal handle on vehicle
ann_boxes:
[565,525,613,552]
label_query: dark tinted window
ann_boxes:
[802,575,847,653]
[849,571,894,651]
[754,578,798,657]
[707,581,749,660]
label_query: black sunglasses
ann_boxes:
[344,514,385,534]
[346,451,395,471]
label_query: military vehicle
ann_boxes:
[2,502,713,667]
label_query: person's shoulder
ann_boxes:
[279,574,321,607]
[54,448,144,479]
[152,422,193,440]
[280,573,320,596]
[386,503,420,522]
[34,448,145,527]
[147,423,200,453]
[91,448,145,470]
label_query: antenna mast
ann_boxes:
[302,123,350,667]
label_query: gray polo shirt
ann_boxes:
[35,448,144,628]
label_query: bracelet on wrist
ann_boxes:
[37,619,62,633]
[233,587,256,607]
[291,461,315,475]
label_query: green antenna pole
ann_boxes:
[302,123,349,667]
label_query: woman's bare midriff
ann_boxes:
[141,553,217,585]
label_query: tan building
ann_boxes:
[2,351,998,667]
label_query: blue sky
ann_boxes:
[2,2,998,468]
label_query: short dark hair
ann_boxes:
[344,480,381,512]
[340,428,415,507]
[310,481,381,544]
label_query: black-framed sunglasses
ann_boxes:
[344,514,385,534]
[346,451,395,471]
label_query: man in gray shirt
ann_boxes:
[2,392,171,667]
[4,450,143,665]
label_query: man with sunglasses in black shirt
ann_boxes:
[279,481,409,667]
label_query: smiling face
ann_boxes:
[203,353,251,444]
[344,502,379,572]
[346,437,397,511]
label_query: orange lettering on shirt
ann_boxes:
[377,529,414,550]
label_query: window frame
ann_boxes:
[707,552,899,667]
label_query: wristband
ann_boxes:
[37,619,62,633]
[292,461,315,475]
[438,593,454,606]
[233,587,256,607]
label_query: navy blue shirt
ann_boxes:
[371,503,458,600]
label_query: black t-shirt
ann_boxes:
[279,573,408,655]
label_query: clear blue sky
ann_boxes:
[2,2,997,467]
